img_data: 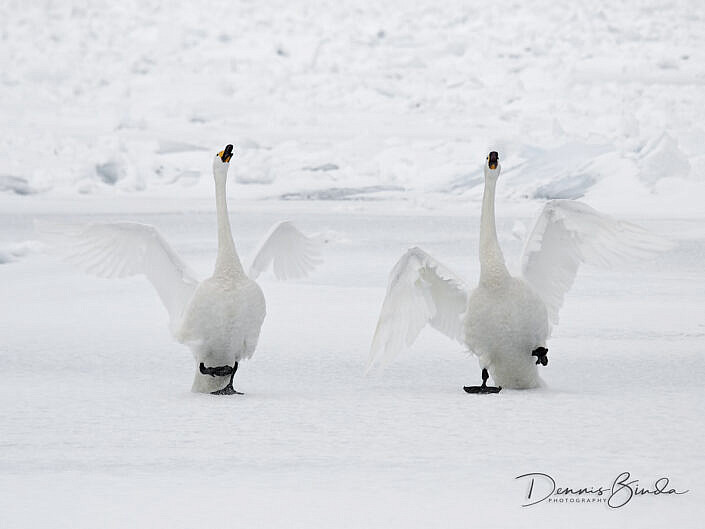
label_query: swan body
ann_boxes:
[368,152,669,390]
[178,273,266,393]
[465,276,548,389]
[41,145,321,394]
[463,154,548,388]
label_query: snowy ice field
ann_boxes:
[1,0,705,527]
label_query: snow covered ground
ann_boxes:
[1,0,704,527]
[2,209,703,528]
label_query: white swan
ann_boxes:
[368,151,670,392]
[41,145,321,395]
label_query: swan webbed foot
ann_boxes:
[463,385,502,394]
[211,383,244,396]
[464,368,502,394]
[532,347,548,366]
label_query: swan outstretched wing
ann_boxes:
[521,199,671,325]
[367,247,469,372]
[248,221,322,280]
[37,221,198,328]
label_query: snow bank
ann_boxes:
[1,0,703,215]
[0,240,43,264]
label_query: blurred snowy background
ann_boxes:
[2,0,704,213]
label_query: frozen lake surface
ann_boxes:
[1,206,703,528]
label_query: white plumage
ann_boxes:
[39,146,321,394]
[367,247,467,372]
[369,153,670,390]
[248,220,321,281]
[520,200,669,325]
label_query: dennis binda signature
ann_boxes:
[515,472,689,509]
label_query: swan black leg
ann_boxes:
[200,362,243,395]
[199,363,234,377]
[532,347,548,366]
[464,368,502,394]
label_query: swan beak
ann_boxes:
[487,151,499,170]
[218,144,234,163]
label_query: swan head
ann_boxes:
[213,144,234,179]
[484,151,501,180]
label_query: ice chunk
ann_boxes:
[0,175,36,195]
[302,163,339,172]
[638,133,690,184]
[95,162,122,185]
[0,240,43,264]
[280,185,403,201]
[534,173,597,199]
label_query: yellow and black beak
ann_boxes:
[487,151,499,170]
[218,144,234,163]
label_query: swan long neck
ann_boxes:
[479,177,510,285]
[213,176,245,278]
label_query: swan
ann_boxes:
[40,144,321,395]
[368,151,669,392]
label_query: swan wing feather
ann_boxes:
[247,221,322,280]
[367,247,468,372]
[521,199,671,325]
[37,221,198,328]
